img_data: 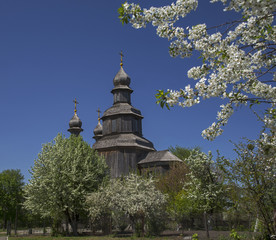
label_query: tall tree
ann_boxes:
[0,169,24,235]
[24,134,108,236]
[155,161,191,231]
[218,138,276,236]
[118,0,275,141]
[184,150,227,238]
[158,146,227,237]
[157,147,192,230]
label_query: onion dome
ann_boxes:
[93,120,103,140]
[93,108,103,140]
[113,67,130,87]
[68,113,83,136]
[113,51,131,87]
[69,113,82,128]
[68,99,83,136]
[94,121,102,135]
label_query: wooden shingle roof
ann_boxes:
[138,150,182,166]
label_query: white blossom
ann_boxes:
[120,0,276,142]
[86,174,167,225]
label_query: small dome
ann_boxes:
[113,67,130,87]
[93,121,103,136]
[69,113,82,128]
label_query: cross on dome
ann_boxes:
[73,98,79,114]
[120,50,124,68]
[97,108,101,122]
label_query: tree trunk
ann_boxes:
[140,215,145,237]
[130,216,135,234]
[14,205,18,235]
[254,217,259,232]
[65,219,69,236]
[4,213,7,229]
[7,220,11,236]
[273,209,276,235]
[190,215,194,230]
[257,200,273,235]
[65,209,78,236]
[43,219,46,235]
[102,214,112,235]
[204,212,210,239]
[69,216,78,236]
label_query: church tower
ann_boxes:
[93,55,155,178]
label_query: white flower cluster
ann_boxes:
[183,150,226,212]
[122,0,276,141]
[86,174,167,222]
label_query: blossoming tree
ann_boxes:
[118,0,276,142]
[24,134,108,236]
[184,150,227,238]
[217,139,276,236]
[86,174,167,236]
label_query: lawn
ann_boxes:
[9,236,183,240]
[7,230,261,240]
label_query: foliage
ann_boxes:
[0,169,24,234]
[181,150,228,238]
[118,0,276,141]
[184,150,227,214]
[155,161,191,229]
[157,147,227,233]
[229,229,242,240]
[86,173,167,236]
[85,182,113,234]
[192,233,199,240]
[168,146,200,161]
[156,162,188,195]
[24,134,108,236]
[218,138,276,236]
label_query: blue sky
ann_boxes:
[0,0,264,182]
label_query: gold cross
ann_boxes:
[120,50,124,67]
[73,98,79,114]
[97,108,101,121]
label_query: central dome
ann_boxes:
[113,67,130,87]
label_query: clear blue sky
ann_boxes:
[0,0,264,182]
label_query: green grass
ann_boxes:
[9,236,180,240]
[7,230,261,240]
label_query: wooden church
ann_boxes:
[68,57,181,178]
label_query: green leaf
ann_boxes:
[118,3,130,25]
[155,90,170,110]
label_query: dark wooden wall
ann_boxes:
[99,148,149,178]
[102,116,142,136]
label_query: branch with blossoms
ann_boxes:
[118,0,276,141]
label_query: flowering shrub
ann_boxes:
[86,174,167,236]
